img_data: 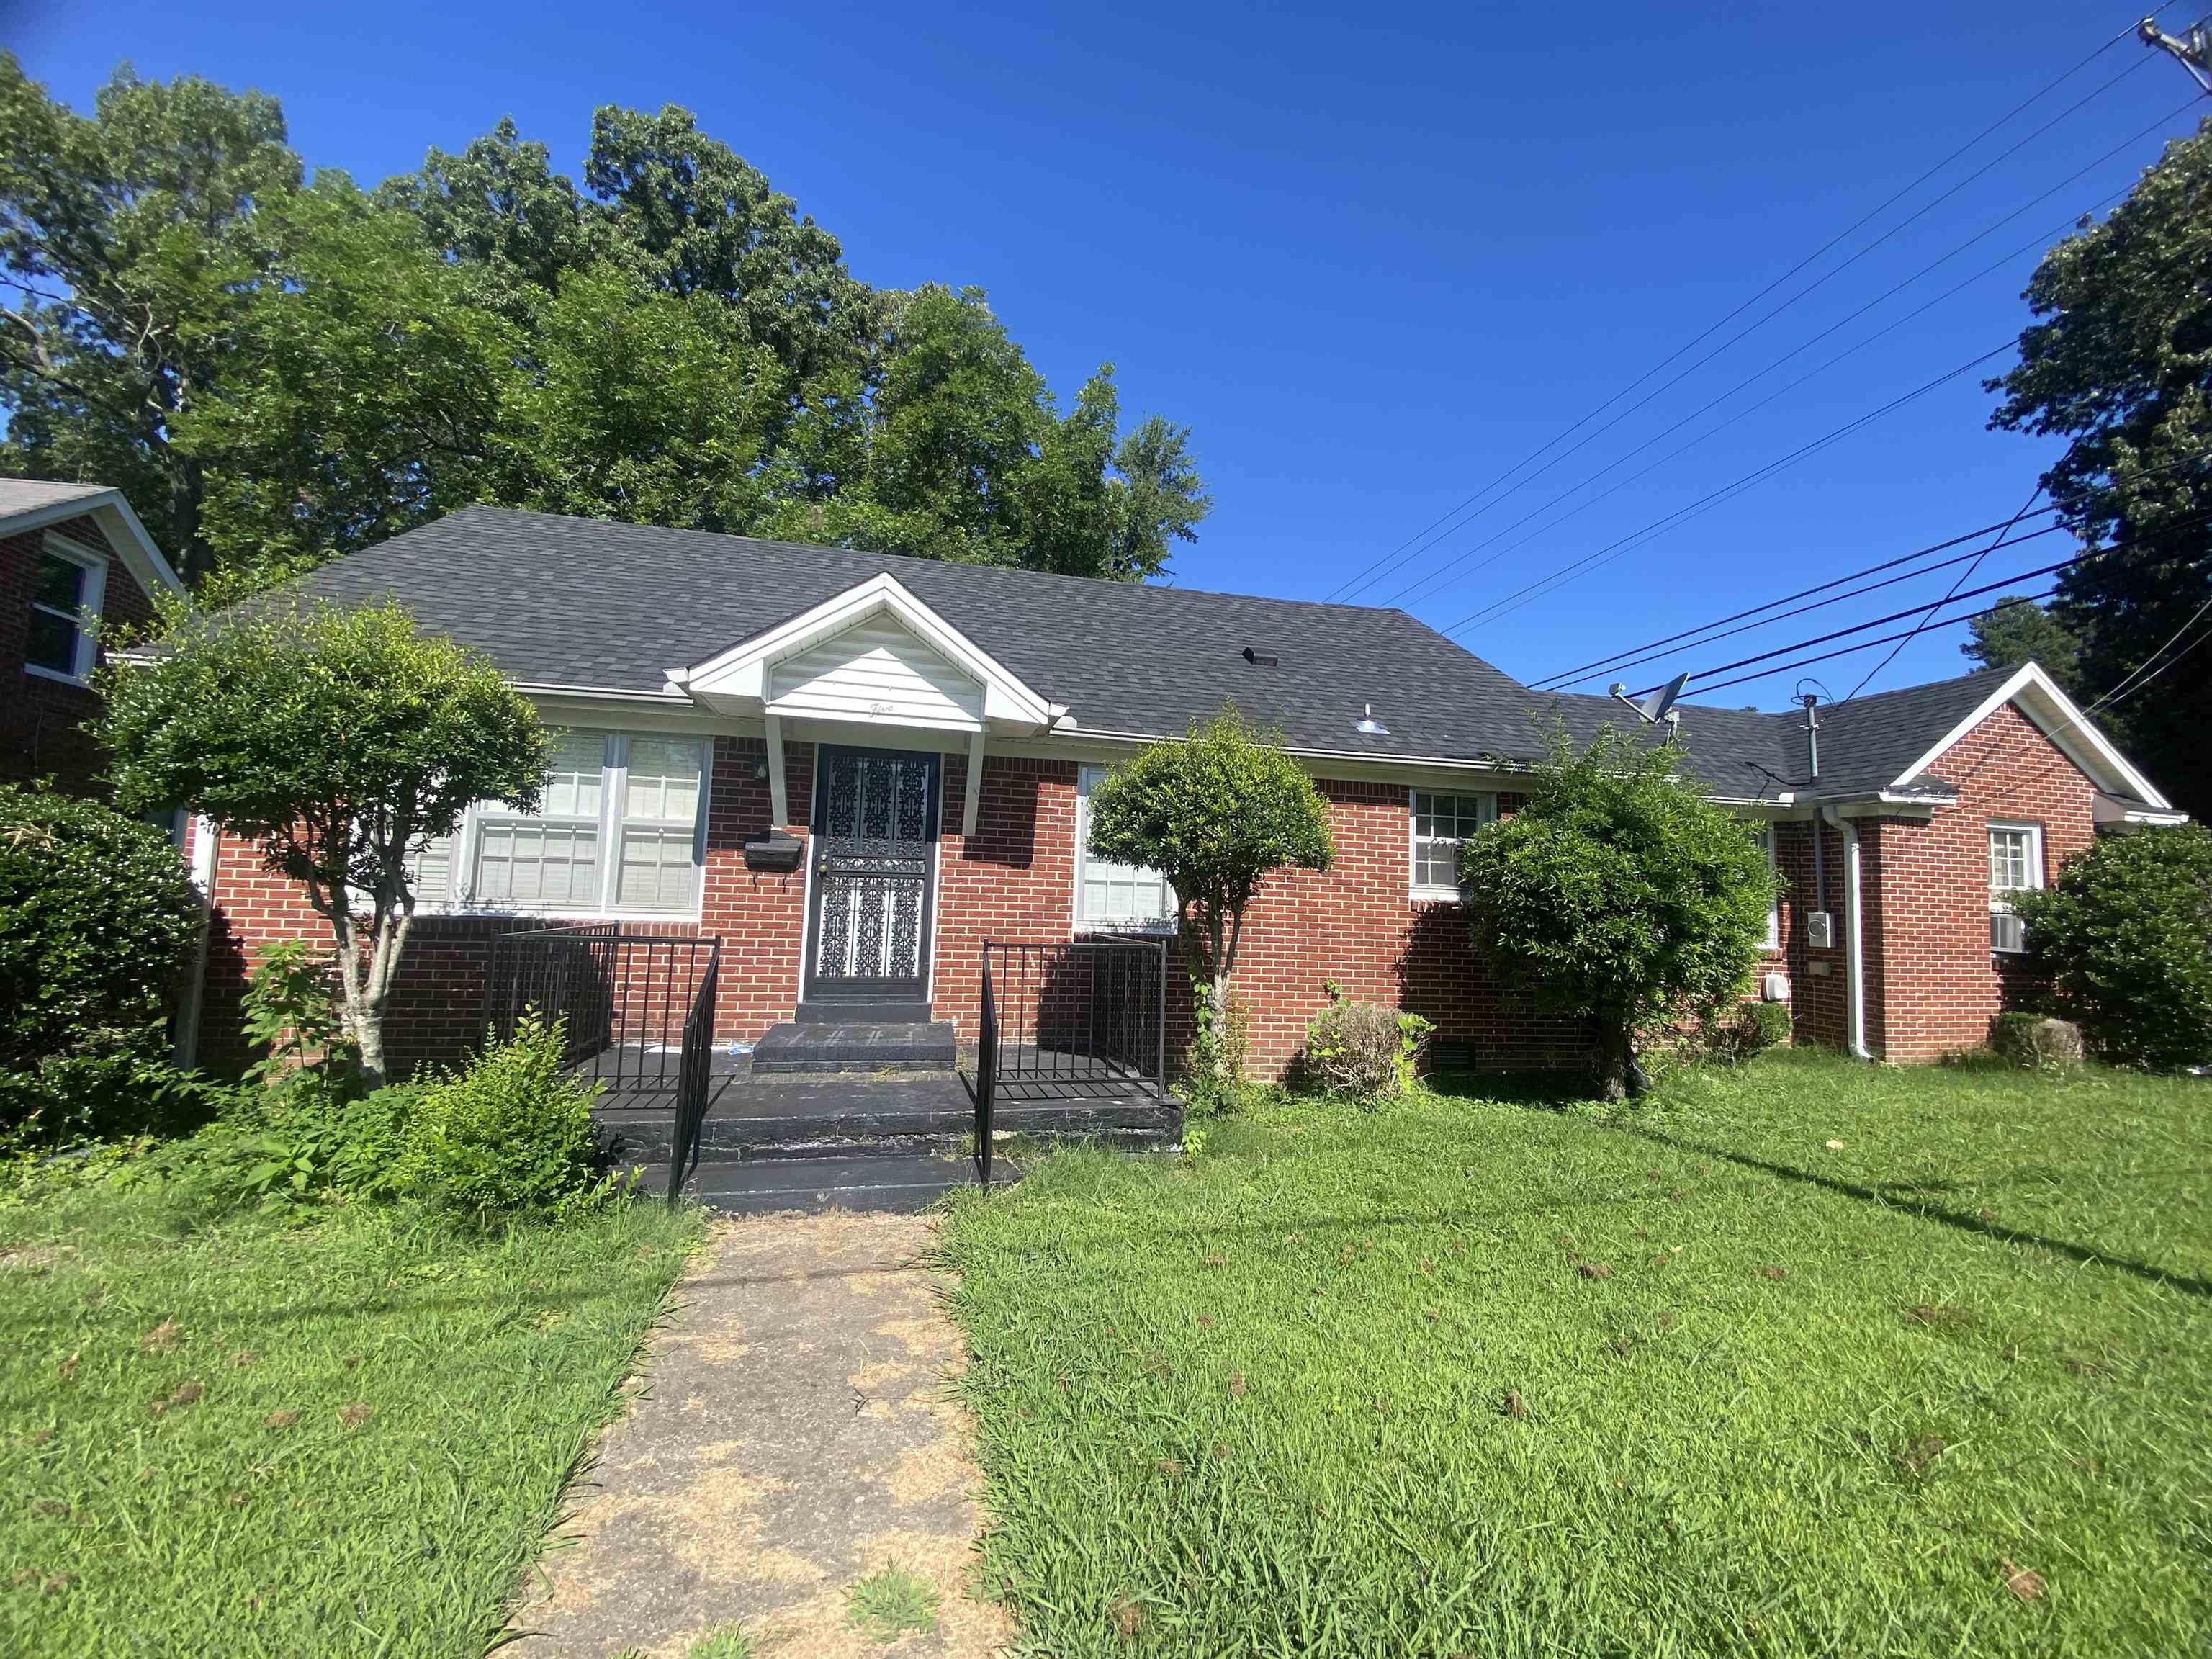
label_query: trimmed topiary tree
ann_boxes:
[0,785,207,1143]
[101,595,547,1089]
[1461,726,1777,1100]
[2013,824,2212,1071]
[1085,711,1334,1080]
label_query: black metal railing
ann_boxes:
[971,938,1169,1187]
[482,924,724,1205]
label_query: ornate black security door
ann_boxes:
[804,746,941,1004]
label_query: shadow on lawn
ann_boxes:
[1620,1123,2212,1300]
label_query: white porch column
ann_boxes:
[763,711,790,830]
[962,727,986,837]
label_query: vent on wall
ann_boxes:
[1242,647,1279,667]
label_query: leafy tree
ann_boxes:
[1961,593,2083,693]
[172,175,517,590]
[495,261,793,531]
[375,117,592,314]
[0,53,300,580]
[2,62,1212,590]
[1988,118,2211,817]
[99,597,547,1088]
[2014,824,2212,1071]
[1085,713,1334,1080]
[0,783,206,1142]
[1460,727,1776,1100]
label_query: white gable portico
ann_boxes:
[665,572,1069,835]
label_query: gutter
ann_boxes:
[1820,805,1873,1061]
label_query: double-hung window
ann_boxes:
[1987,822,2044,953]
[25,539,107,683]
[1410,790,1496,900]
[410,729,709,916]
[1074,764,1177,931]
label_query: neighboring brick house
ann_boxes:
[184,505,2182,1079]
[1,479,184,794]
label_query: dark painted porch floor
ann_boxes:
[587,1045,1179,1215]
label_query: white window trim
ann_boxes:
[1987,819,2045,955]
[1408,788,1497,902]
[421,728,713,922]
[1755,823,1779,951]
[23,533,109,687]
[1071,764,1177,935]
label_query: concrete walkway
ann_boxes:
[506,1213,1015,1658]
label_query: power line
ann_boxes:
[1318,13,2167,606]
[1443,207,2212,640]
[1838,483,2049,700]
[1388,102,2200,613]
[1640,513,2212,698]
[1328,27,2162,605]
[1532,448,2210,689]
[1434,341,2015,637]
[1683,588,2063,699]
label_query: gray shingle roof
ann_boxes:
[276,505,2018,799]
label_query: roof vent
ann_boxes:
[1354,704,1390,737]
[1242,647,1278,667]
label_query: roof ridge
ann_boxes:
[445,503,1469,625]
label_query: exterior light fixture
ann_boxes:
[1355,703,1390,737]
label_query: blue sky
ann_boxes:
[12,1,2203,707]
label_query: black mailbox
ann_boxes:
[742,832,804,873]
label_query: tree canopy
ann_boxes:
[1987,117,2211,819]
[1,56,1209,590]
[1460,727,1775,1100]
[1960,593,2084,694]
[100,596,547,1087]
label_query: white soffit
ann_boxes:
[1888,662,2172,811]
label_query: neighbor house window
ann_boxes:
[408,729,709,916]
[1410,790,1496,899]
[1074,764,1176,931]
[25,540,107,683]
[1988,822,2044,953]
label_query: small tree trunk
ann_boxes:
[1594,1020,1633,1102]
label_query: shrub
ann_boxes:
[1461,727,1776,1100]
[1702,1000,1792,1064]
[397,1012,611,1217]
[1990,1012,2085,1073]
[1303,983,1433,1101]
[0,784,207,1144]
[2014,824,2212,1071]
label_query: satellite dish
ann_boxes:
[1611,672,1689,726]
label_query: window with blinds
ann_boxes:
[1074,765,1176,931]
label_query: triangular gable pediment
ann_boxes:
[667,572,1061,733]
[1889,662,2173,811]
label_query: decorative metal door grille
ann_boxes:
[807,748,939,996]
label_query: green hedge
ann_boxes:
[0,785,206,1143]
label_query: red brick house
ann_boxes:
[1,479,184,793]
[178,505,2181,1079]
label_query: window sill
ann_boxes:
[23,662,93,688]
[415,904,703,925]
[1411,889,1465,905]
[1076,921,1178,938]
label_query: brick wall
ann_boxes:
[197,695,2106,1080]
[1858,702,2097,1063]
[1,516,157,796]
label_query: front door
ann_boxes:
[804,745,941,1005]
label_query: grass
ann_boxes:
[845,1563,942,1640]
[940,1051,2211,1657]
[0,1168,701,1657]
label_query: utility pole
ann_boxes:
[2141,14,2212,94]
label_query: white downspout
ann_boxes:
[173,814,218,1069]
[1820,805,1873,1061]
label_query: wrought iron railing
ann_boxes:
[972,938,1169,1188]
[482,924,724,1205]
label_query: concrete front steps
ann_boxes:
[598,1064,1179,1216]
[750,1018,957,1074]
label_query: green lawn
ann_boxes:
[0,1172,700,1658]
[941,1052,2212,1658]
